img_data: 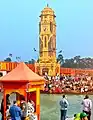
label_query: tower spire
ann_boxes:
[47,3,49,7]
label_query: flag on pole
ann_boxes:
[9,53,12,57]
[16,57,21,60]
[33,48,37,51]
[58,50,62,53]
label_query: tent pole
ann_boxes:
[24,89,27,102]
[36,88,40,120]
[4,89,6,120]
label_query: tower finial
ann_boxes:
[47,3,49,7]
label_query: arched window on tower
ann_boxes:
[44,16,47,19]
[44,36,47,47]
[50,22,53,32]
[48,37,52,56]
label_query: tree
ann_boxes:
[63,59,74,68]
[37,58,39,62]
[24,62,28,64]
[4,57,12,62]
[74,55,81,63]
[57,54,64,65]
[28,59,35,64]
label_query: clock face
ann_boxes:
[44,27,46,31]
[43,25,47,31]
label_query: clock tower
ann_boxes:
[35,5,60,76]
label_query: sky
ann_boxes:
[0,0,93,61]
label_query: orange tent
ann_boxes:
[0,62,44,82]
[0,62,45,120]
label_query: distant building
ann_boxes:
[35,4,60,76]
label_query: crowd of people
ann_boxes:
[43,74,93,94]
[0,94,36,120]
[59,94,92,120]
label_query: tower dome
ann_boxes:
[41,4,55,17]
[37,4,60,77]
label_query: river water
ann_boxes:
[0,93,92,120]
[40,94,93,120]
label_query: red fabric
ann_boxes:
[54,87,62,93]
[58,88,62,93]
[55,87,59,93]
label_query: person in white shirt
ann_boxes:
[81,95,92,120]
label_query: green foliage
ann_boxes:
[57,54,64,65]
[28,59,35,64]
[3,54,93,69]
[4,57,12,62]
[57,55,93,68]
[24,62,28,64]
[37,58,39,62]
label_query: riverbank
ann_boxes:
[41,90,93,95]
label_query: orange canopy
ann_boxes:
[0,62,44,82]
